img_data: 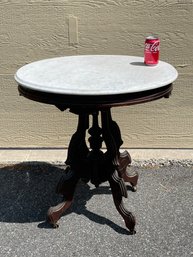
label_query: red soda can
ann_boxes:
[144,35,160,65]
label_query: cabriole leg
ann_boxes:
[109,170,136,234]
[101,109,136,233]
[47,167,79,228]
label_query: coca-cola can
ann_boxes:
[144,35,160,65]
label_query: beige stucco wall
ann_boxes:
[0,0,193,148]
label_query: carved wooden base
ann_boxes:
[47,109,138,233]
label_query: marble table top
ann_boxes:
[15,55,178,96]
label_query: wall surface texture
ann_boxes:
[0,0,193,148]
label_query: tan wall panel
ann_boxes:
[113,74,193,148]
[0,0,193,148]
[0,76,78,147]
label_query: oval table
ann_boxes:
[15,55,178,234]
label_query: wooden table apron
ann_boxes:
[17,83,173,234]
[18,83,172,110]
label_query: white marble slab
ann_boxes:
[15,55,178,95]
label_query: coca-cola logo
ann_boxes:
[145,41,160,52]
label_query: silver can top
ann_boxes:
[146,35,159,40]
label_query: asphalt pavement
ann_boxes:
[0,161,192,257]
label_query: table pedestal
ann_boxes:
[47,108,138,234]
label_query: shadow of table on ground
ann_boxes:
[0,162,131,235]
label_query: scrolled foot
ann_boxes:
[47,200,72,228]
[124,167,139,192]
[120,202,136,233]
[119,150,132,168]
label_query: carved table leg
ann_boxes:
[47,113,89,227]
[102,110,139,191]
[109,170,136,234]
[47,167,79,228]
[101,109,136,233]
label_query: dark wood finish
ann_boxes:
[47,167,79,228]
[109,170,136,234]
[118,151,138,192]
[18,83,173,110]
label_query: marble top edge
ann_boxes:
[15,55,178,95]
[16,78,177,96]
